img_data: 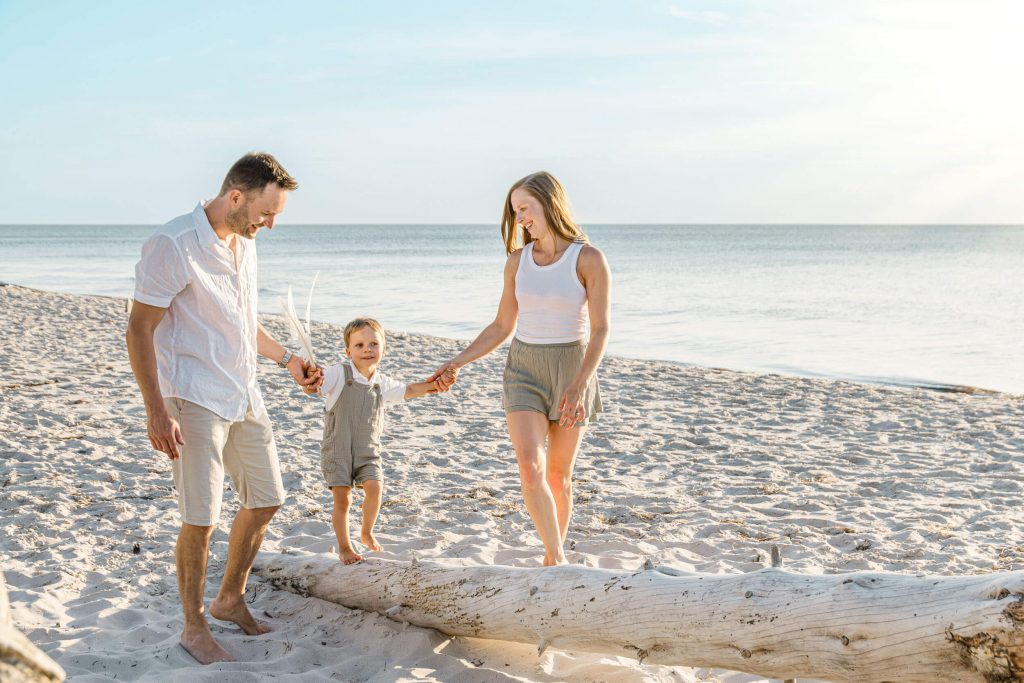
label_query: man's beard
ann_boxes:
[226,206,258,239]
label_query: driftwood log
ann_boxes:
[254,550,1024,683]
[0,572,66,683]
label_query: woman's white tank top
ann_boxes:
[514,241,589,344]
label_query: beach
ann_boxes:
[2,283,1022,682]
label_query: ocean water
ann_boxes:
[1,224,1021,394]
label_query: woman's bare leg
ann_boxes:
[507,410,566,565]
[546,422,586,544]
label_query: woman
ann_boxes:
[433,171,611,565]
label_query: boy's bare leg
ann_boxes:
[177,522,234,664]
[331,486,362,564]
[210,505,279,635]
[359,480,383,552]
[546,423,586,545]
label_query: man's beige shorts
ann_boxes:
[164,397,286,527]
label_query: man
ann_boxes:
[126,152,323,664]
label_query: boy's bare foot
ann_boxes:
[340,547,363,565]
[210,596,272,635]
[361,531,382,553]
[180,626,235,664]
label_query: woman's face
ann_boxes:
[511,188,549,241]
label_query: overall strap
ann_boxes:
[343,362,354,385]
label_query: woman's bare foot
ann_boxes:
[542,552,568,566]
[340,547,363,565]
[180,626,235,664]
[361,531,382,553]
[209,596,272,635]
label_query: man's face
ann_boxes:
[225,183,289,239]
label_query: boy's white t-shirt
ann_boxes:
[321,359,407,411]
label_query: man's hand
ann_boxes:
[147,408,185,459]
[289,356,323,394]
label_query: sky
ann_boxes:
[1,0,1022,224]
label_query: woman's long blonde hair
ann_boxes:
[501,171,588,255]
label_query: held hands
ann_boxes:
[428,361,461,393]
[147,408,184,460]
[558,383,587,429]
[290,356,324,394]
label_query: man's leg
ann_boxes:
[210,504,279,635]
[167,398,234,664]
[177,522,234,663]
[211,407,287,633]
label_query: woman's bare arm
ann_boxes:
[558,245,611,427]
[430,250,522,386]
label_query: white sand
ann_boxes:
[1,284,1022,682]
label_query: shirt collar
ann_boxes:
[193,201,224,248]
[193,200,252,261]
[347,358,379,385]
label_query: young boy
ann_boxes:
[318,317,445,565]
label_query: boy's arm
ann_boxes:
[404,379,442,400]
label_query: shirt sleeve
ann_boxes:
[378,372,408,403]
[133,234,189,308]
[321,364,345,410]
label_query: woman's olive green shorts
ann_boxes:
[502,338,602,425]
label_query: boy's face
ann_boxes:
[345,326,385,373]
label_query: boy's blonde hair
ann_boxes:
[343,317,385,349]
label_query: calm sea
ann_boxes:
[2,224,1021,394]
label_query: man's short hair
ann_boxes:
[220,152,299,196]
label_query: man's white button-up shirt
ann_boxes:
[133,203,265,421]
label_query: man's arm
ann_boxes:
[126,301,184,459]
[256,322,323,393]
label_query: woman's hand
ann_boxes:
[429,360,462,393]
[558,382,587,428]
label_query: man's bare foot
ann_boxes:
[340,547,363,565]
[180,627,234,664]
[209,596,272,635]
[360,531,382,553]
